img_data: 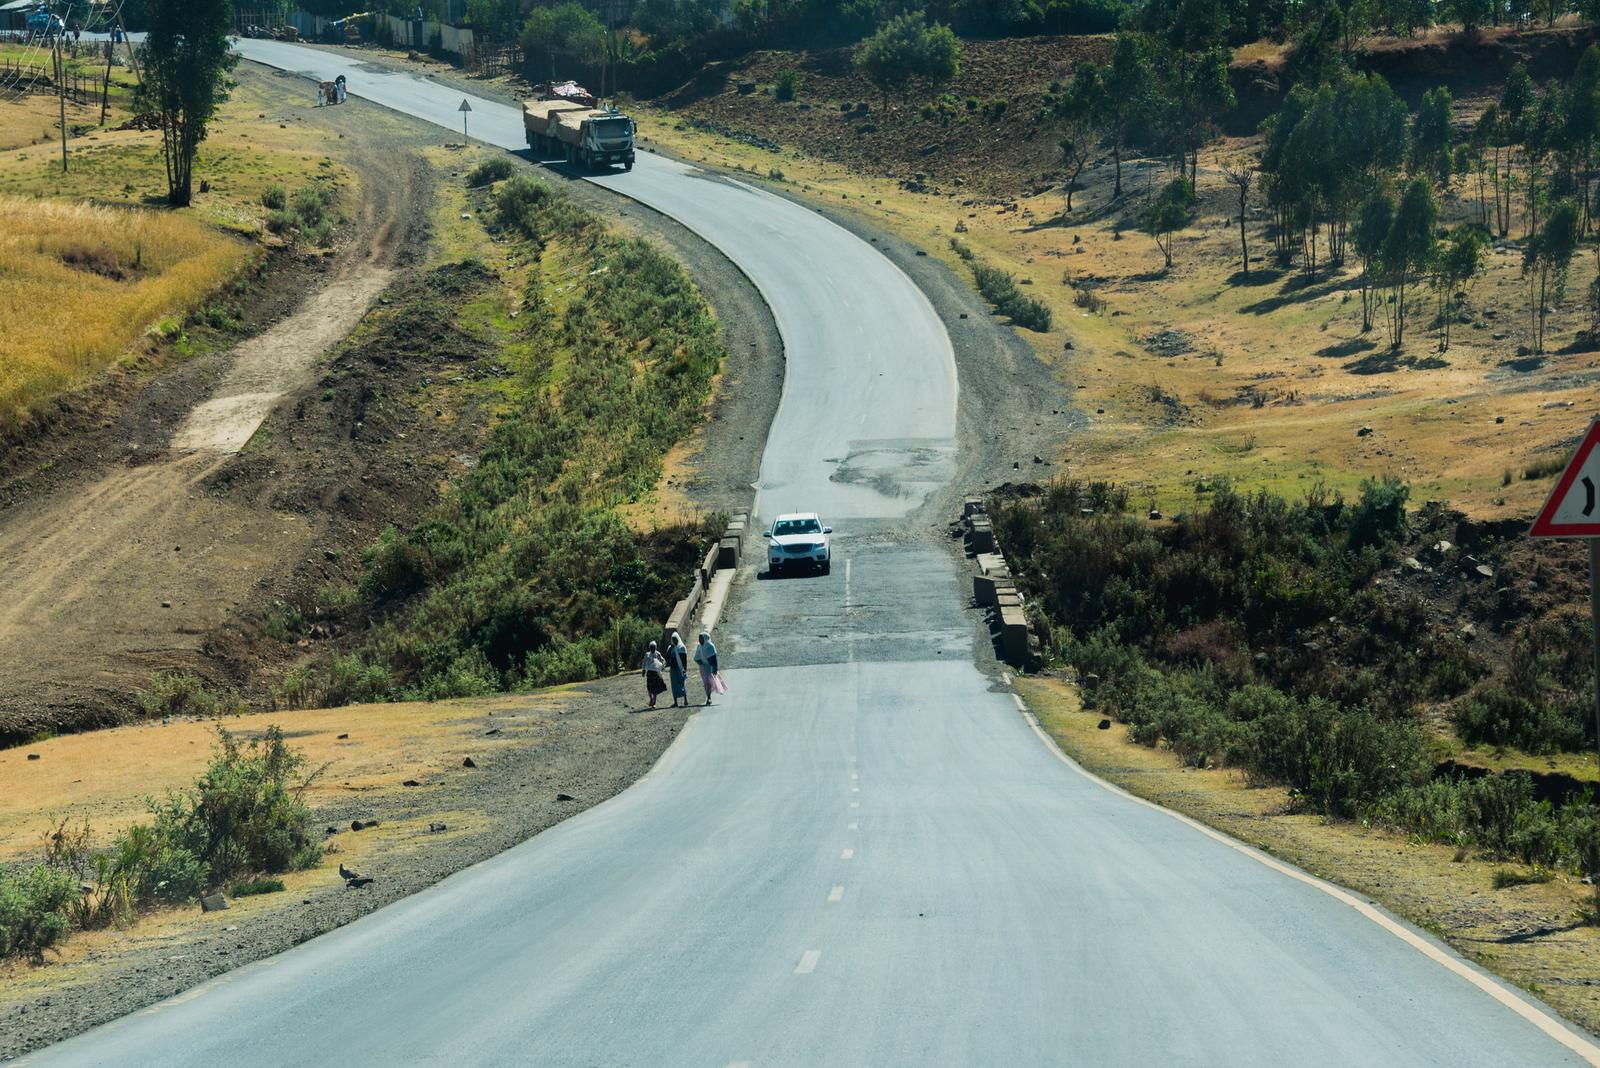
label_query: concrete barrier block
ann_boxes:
[999,606,1030,667]
[963,496,985,517]
[996,590,1023,609]
[969,525,995,554]
[976,552,1008,576]
[718,536,740,569]
[974,574,998,606]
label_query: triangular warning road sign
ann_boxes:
[1530,417,1600,538]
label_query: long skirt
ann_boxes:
[699,664,714,695]
[645,670,666,698]
[669,668,687,700]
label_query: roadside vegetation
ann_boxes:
[0,726,319,962]
[275,172,724,706]
[993,480,1600,902]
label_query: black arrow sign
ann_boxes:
[1585,476,1596,517]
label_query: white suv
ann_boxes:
[765,513,832,574]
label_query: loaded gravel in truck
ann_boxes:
[523,99,636,172]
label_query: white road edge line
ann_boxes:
[794,950,821,975]
[1014,703,1600,1065]
[1011,693,1027,712]
[828,885,845,903]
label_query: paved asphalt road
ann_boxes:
[23,41,1600,1067]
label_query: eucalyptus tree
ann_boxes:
[1381,177,1438,351]
[136,0,237,207]
[1430,226,1486,352]
[1524,198,1580,354]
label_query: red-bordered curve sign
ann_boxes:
[1530,417,1600,538]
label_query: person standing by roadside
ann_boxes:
[693,632,721,705]
[667,631,690,708]
[642,641,667,709]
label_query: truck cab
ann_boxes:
[581,112,636,171]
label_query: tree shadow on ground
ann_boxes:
[1344,348,1450,374]
[1238,274,1347,315]
[1225,266,1288,287]
[1315,337,1377,359]
[1500,355,1546,372]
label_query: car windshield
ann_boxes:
[773,518,821,536]
[593,118,632,139]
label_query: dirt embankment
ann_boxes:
[650,36,1110,196]
[0,66,436,744]
[644,25,1600,200]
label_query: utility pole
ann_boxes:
[55,4,69,174]
[99,39,111,125]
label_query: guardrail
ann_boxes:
[662,509,748,647]
[961,496,1037,669]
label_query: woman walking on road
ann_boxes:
[694,631,721,705]
[667,631,690,708]
[642,641,667,709]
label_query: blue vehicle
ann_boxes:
[26,9,62,36]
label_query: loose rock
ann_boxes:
[200,893,228,913]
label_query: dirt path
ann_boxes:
[0,82,424,742]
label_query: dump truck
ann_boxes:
[523,98,636,172]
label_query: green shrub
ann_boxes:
[136,672,237,720]
[262,600,304,643]
[466,157,515,187]
[969,260,1052,331]
[261,184,287,210]
[520,635,599,689]
[143,725,323,891]
[774,68,799,102]
[1492,868,1553,889]
[0,864,76,961]
[1348,477,1409,549]
[231,877,286,896]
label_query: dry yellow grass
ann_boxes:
[0,196,246,426]
[0,694,555,862]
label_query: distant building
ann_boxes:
[0,1,40,33]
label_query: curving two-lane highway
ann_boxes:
[21,41,1600,1066]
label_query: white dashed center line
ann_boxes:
[841,848,855,860]
[849,801,859,808]
[828,885,845,903]
[847,821,859,830]
[795,950,821,975]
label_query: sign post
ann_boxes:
[458,98,471,144]
[1529,415,1600,777]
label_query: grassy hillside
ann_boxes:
[0,197,245,426]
